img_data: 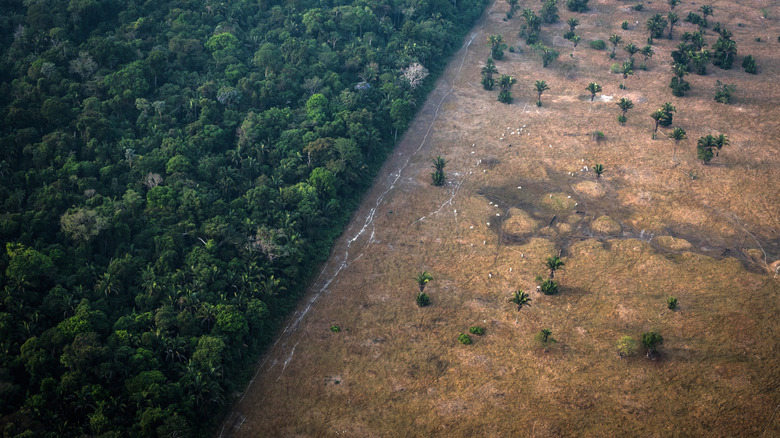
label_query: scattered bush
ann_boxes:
[589,40,606,50]
[534,328,557,349]
[458,333,473,345]
[667,297,678,310]
[669,77,690,97]
[592,130,605,142]
[714,80,736,104]
[685,12,705,27]
[641,331,664,358]
[617,115,627,124]
[566,0,589,13]
[416,291,431,307]
[621,21,629,30]
[469,326,485,335]
[540,279,559,295]
[330,325,341,333]
[563,30,576,40]
[431,170,445,186]
[742,55,757,74]
[616,335,639,357]
[610,63,621,74]
[633,3,644,11]
[638,62,647,70]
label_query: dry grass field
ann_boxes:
[221,0,780,436]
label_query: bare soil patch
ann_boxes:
[223,1,780,436]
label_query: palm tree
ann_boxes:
[481,58,498,90]
[646,13,668,44]
[540,279,559,295]
[640,45,654,62]
[545,255,564,278]
[696,135,717,164]
[714,134,729,157]
[651,109,666,139]
[659,102,676,126]
[432,155,447,172]
[667,0,680,10]
[571,35,581,53]
[497,74,516,103]
[620,61,634,80]
[609,34,622,56]
[415,271,433,292]
[691,50,711,75]
[592,163,605,178]
[667,12,679,39]
[699,5,714,25]
[624,42,640,59]
[586,82,602,101]
[712,38,737,70]
[567,17,579,32]
[534,80,550,106]
[487,34,506,60]
[668,127,686,162]
[509,289,532,310]
[616,97,634,117]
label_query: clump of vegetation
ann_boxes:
[669,62,691,97]
[696,134,729,164]
[535,80,550,106]
[564,17,579,40]
[586,82,602,101]
[714,80,736,104]
[621,20,629,30]
[498,74,517,103]
[541,0,560,24]
[546,255,565,278]
[592,130,605,142]
[592,163,605,178]
[646,13,668,44]
[540,279,559,295]
[589,39,606,50]
[330,325,341,333]
[510,290,532,310]
[742,55,757,74]
[566,0,589,13]
[668,127,687,162]
[533,43,559,67]
[506,0,519,19]
[616,97,634,124]
[431,155,447,186]
[534,328,558,350]
[469,326,486,335]
[487,34,507,60]
[712,26,737,69]
[458,333,473,345]
[641,331,664,358]
[633,3,644,12]
[667,297,678,310]
[481,58,498,90]
[416,291,431,307]
[520,9,542,45]
[616,336,639,357]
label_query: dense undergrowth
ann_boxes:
[0,0,488,435]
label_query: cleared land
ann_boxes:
[222,0,780,436]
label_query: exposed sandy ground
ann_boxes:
[221,0,780,436]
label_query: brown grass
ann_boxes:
[222,1,780,436]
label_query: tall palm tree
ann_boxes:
[699,5,714,25]
[667,12,679,39]
[691,49,711,75]
[509,290,532,310]
[651,109,666,139]
[697,135,717,164]
[712,38,737,69]
[534,80,550,106]
[667,0,680,10]
[545,255,564,278]
[609,34,622,55]
[497,74,516,103]
[567,17,579,32]
[481,58,498,90]
[640,45,654,62]
[432,155,447,172]
[714,134,729,156]
[585,82,602,102]
[660,102,676,126]
[668,127,686,162]
[620,61,634,80]
[646,13,668,44]
[416,271,433,292]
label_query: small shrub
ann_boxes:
[592,130,605,142]
[563,30,575,40]
[621,21,629,30]
[667,297,678,310]
[589,40,606,50]
[330,325,341,333]
[761,8,770,19]
[415,291,431,307]
[566,0,589,13]
[609,51,616,59]
[638,62,647,71]
[754,37,761,42]
[540,279,559,295]
[616,336,639,357]
[633,3,644,11]
[469,326,485,335]
[617,115,627,124]
[610,62,621,74]
[669,77,690,97]
[618,83,626,90]
[498,90,513,104]
[458,333,472,345]
[534,328,557,349]
[431,170,445,186]
[509,46,515,53]
[714,80,736,104]
[742,55,757,74]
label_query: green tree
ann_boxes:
[566,0,589,13]
[646,13,668,44]
[696,135,718,164]
[509,290,532,310]
[567,17,579,32]
[616,97,634,123]
[545,255,564,278]
[699,5,714,26]
[712,37,737,69]
[541,0,559,24]
[742,55,757,74]
[668,0,680,10]
[520,9,542,44]
[714,80,736,104]
[540,279,559,295]
[534,80,550,106]
[416,271,434,292]
[481,58,498,90]
[624,42,640,59]
[667,12,679,39]
[691,50,712,75]
[641,331,664,358]
[668,127,687,162]
[487,35,507,60]
[533,44,559,67]
[608,34,622,56]
[586,82,602,101]
[534,328,557,350]
[592,163,605,178]
[498,75,517,103]
[431,156,447,186]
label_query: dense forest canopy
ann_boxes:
[0,0,488,435]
